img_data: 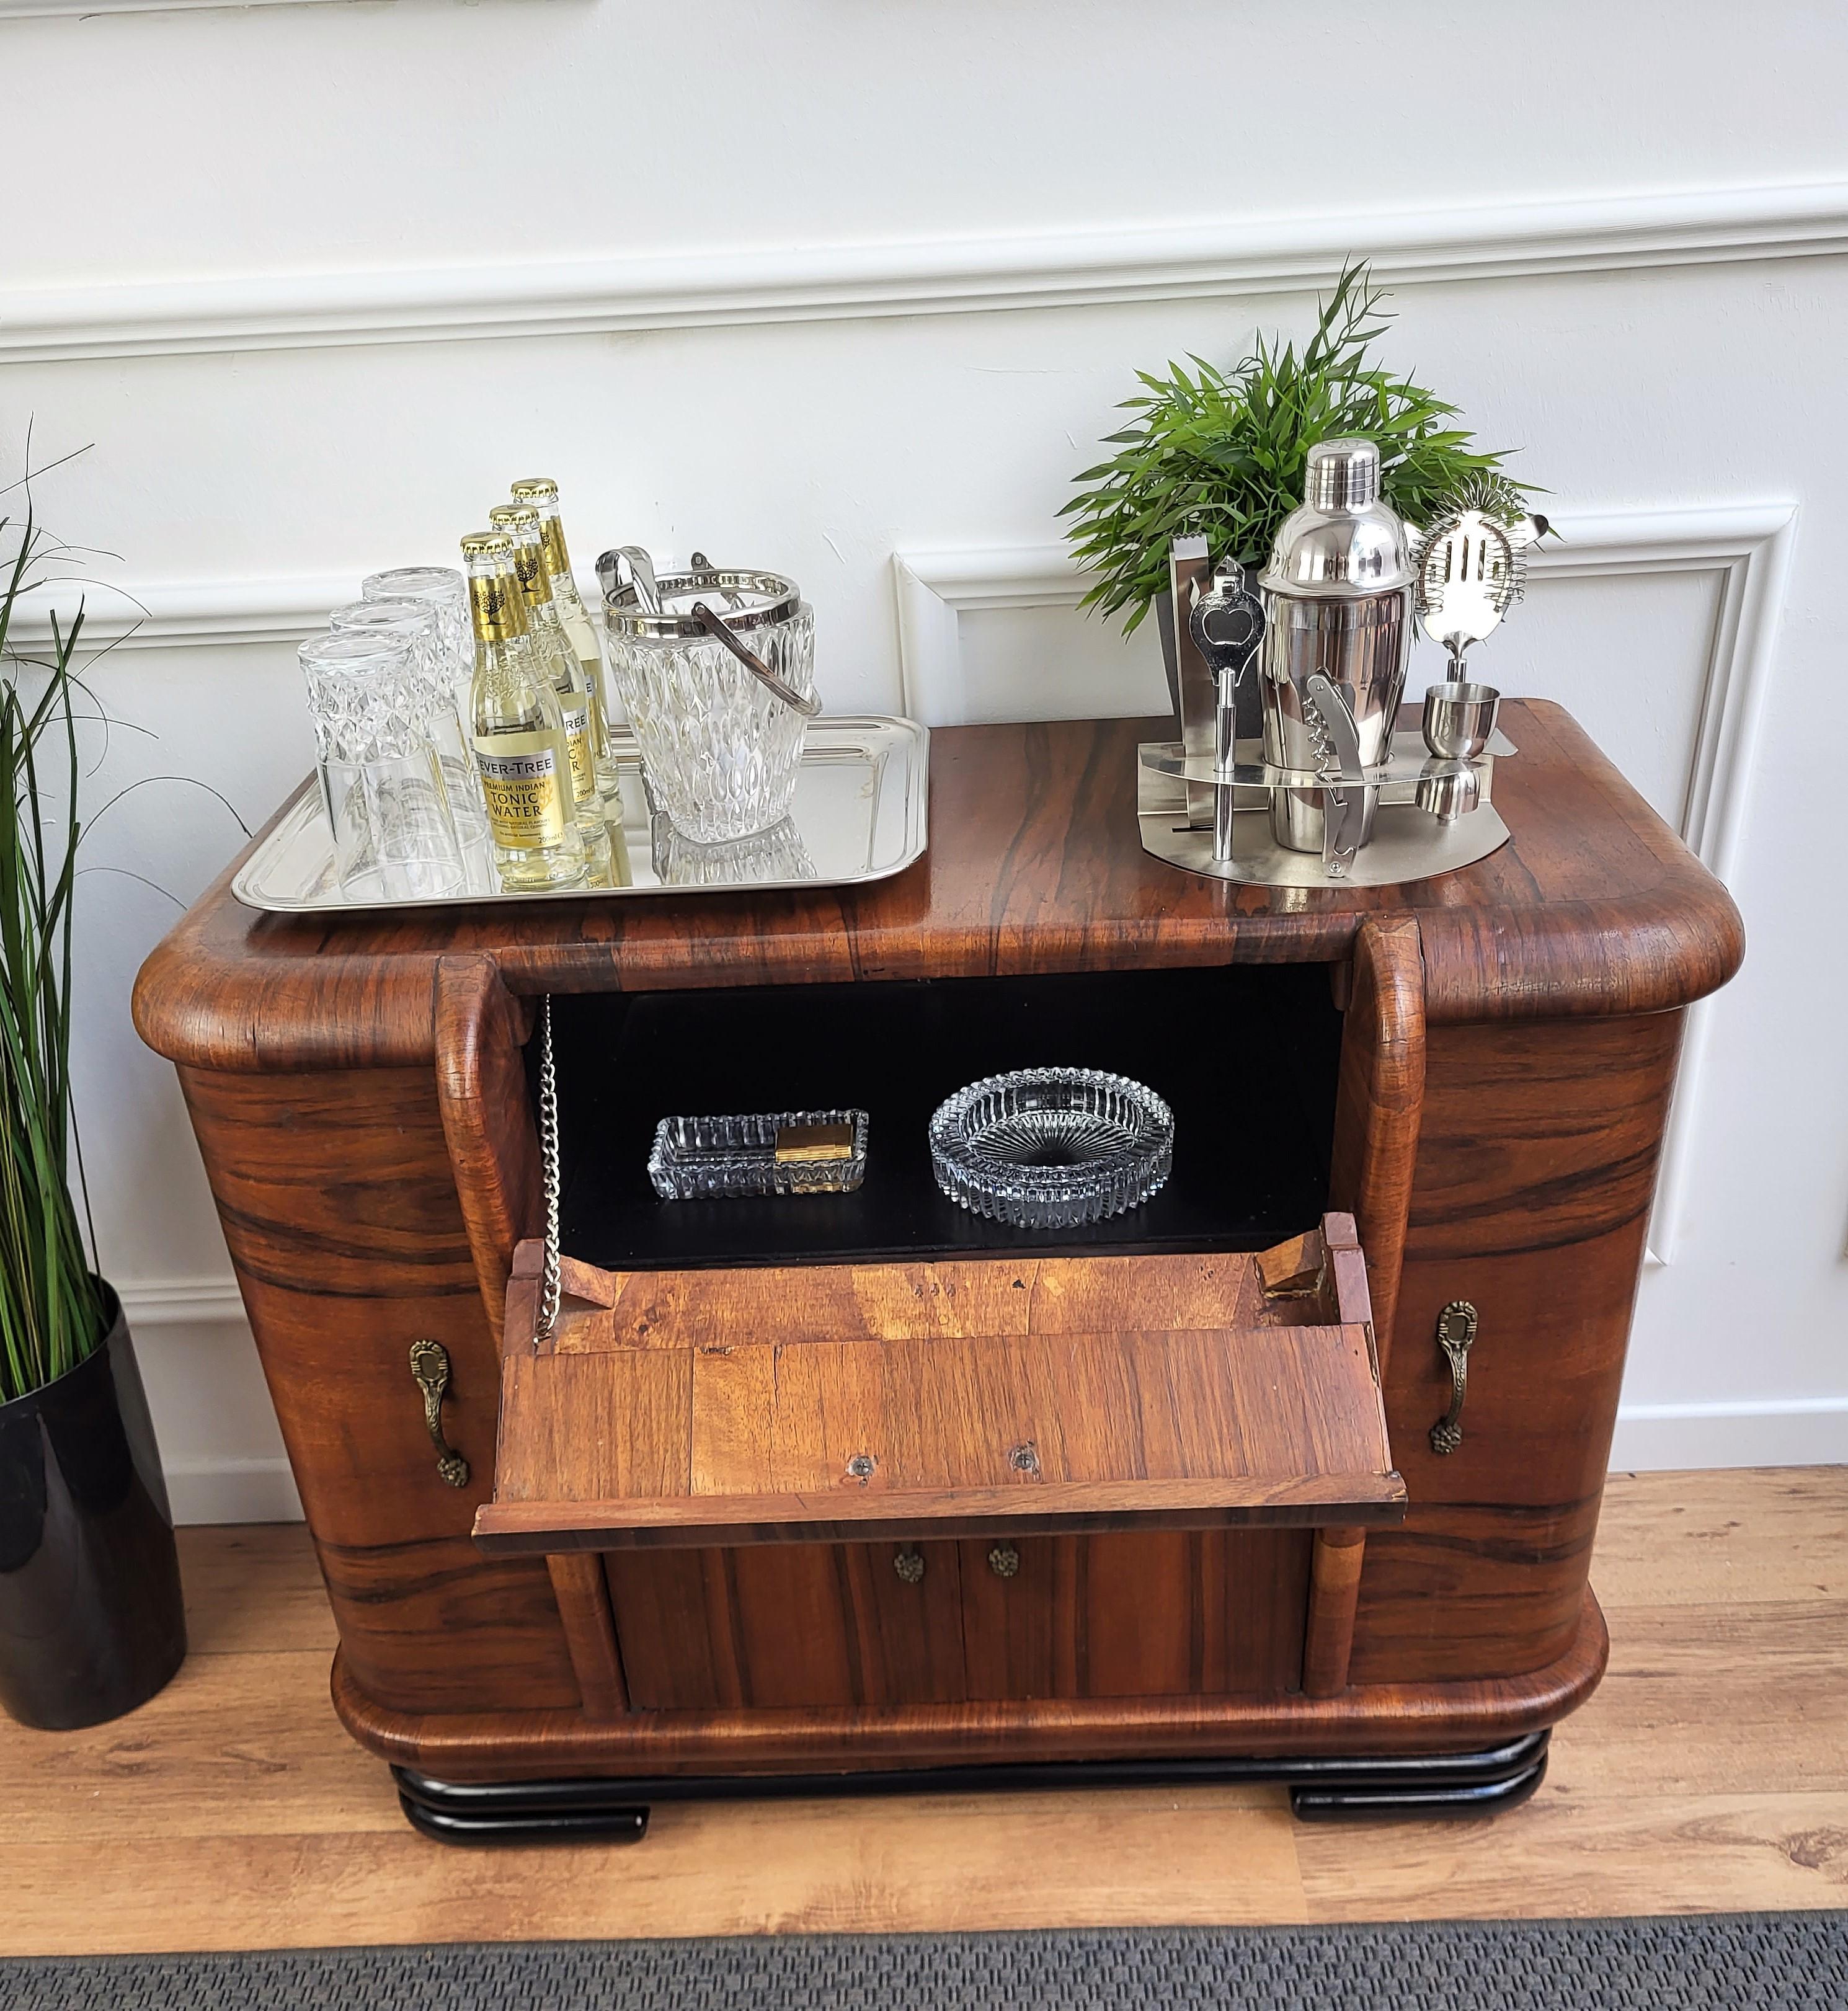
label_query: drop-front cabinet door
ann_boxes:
[479,1222,1398,1713]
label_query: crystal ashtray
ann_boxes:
[647,1109,869,1199]
[928,1068,1173,1229]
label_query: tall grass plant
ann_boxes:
[0,490,106,1401]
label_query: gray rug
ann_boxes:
[2,1916,1844,2009]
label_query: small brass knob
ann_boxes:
[894,1548,926,1584]
[987,1543,1021,1579]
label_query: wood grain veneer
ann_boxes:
[133,704,1743,1790]
[477,1224,1402,1553]
[327,1589,1609,1780]
[133,705,1743,1078]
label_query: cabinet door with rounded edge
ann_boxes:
[492,1223,1392,1711]
[958,1529,1312,1700]
[605,1540,967,1710]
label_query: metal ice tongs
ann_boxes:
[597,545,661,611]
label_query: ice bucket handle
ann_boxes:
[690,602,823,719]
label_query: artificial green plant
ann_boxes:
[1061,262,1538,635]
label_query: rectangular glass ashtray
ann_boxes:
[647,1110,870,1199]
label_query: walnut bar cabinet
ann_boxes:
[134,704,1743,1839]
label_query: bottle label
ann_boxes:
[476,741,567,850]
[467,572,521,644]
[509,541,551,608]
[561,701,597,804]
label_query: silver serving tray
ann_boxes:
[233,714,928,914]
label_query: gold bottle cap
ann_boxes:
[489,502,543,533]
[510,477,559,504]
[460,530,514,559]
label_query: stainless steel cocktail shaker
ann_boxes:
[1257,439,1416,858]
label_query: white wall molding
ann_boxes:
[116,1274,248,1326]
[10,570,641,654]
[894,547,1096,730]
[162,1455,302,1527]
[896,501,1798,1267]
[109,1280,298,1521]
[1527,505,1797,890]
[1533,507,1797,1265]
[1610,1397,1848,1472]
[6,181,1848,365]
[7,574,350,652]
[0,0,356,16]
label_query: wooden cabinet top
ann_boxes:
[135,703,1742,1074]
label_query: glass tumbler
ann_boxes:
[362,566,471,711]
[298,630,465,902]
[603,560,817,843]
[332,597,486,845]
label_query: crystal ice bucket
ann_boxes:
[602,553,819,844]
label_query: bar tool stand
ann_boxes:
[1135,719,1516,889]
[1142,442,1521,890]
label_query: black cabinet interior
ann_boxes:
[543,964,1342,1271]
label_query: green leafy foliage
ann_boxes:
[1060,263,1539,634]
[1,491,107,1401]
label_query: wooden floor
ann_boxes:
[5,1467,1845,1954]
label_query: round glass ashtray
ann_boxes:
[928,1067,1174,1230]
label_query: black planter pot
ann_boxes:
[0,1284,187,1729]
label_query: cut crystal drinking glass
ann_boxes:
[298,630,464,902]
[331,597,485,844]
[362,566,472,708]
[928,1068,1173,1228]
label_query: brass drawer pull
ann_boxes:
[987,1543,1021,1579]
[894,1548,926,1584]
[409,1339,470,1488]
[1428,1301,1478,1455]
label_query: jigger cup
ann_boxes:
[1417,758,1481,825]
[1423,680,1501,761]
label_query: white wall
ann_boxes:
[3,0,1844,1517]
